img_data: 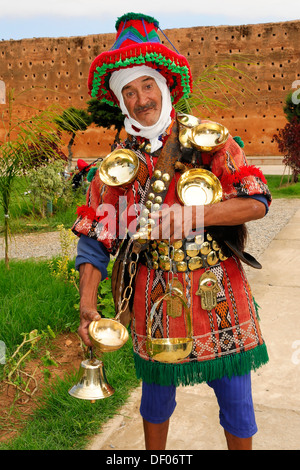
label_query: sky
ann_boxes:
[0,0,299,41]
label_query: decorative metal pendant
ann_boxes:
[166,279,185,318]
[196,271,220,311]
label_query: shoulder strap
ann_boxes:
[144,119,181,203]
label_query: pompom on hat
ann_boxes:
[88,12,192,107]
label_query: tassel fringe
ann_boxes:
[133,343,269,387]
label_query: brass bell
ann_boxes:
[68,358,114,402]
[69,317,129,403]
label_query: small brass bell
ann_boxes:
[68,357,114,403]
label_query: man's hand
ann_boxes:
[149,204,203,243]
[149,198,266,243]
[78,307,101,347]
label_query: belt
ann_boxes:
[143,232,230,272]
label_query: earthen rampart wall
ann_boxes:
[0,20,299,160]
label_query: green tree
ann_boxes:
[274,89,300,184]
[55,107,92,171]
[87,99,124,144]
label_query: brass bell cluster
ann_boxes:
[133,169,171,242]
[68,317,129,403]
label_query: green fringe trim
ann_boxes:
[133,343,269,387]
[115,13,159,30]
[253,297,261,321]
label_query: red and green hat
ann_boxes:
[88,12,192,107]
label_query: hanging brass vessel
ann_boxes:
[146,290,193,363]
[177,113,201,128]
[99,149,139,187]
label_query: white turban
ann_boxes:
[109,65,172,152]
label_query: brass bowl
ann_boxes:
[177,168,222,206]
[99,149,139,187]
[147,337,193,363]
[89,319,129,353]
[190,122,229,152]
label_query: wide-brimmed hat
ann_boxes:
[88,12,192,107]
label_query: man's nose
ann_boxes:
[136,91,148,107]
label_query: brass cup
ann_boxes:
[178,113,201,149]
[99,149,139,187]
[177,168,222,206]
[88,318,129,353]
[177,113,201,128]
[190,122,229,153]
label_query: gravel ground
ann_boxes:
[245,198,300,258]
[0,199,299,262]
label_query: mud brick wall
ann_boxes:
[0,20,299,161]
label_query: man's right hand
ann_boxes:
[78,307,101,347]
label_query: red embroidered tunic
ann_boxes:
[72,121,272,386]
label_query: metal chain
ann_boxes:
[115,249,140,321]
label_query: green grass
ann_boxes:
[0,259,79,353]
[0,341,139,450]
[265,175,300,199]
[0,258,140,450]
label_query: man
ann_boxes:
[72,13,272,450]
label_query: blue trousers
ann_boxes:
[140,373,257,439]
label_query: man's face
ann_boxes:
[121,75,162,127]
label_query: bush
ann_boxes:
[27,161,72,217]
[273,117,300,182]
